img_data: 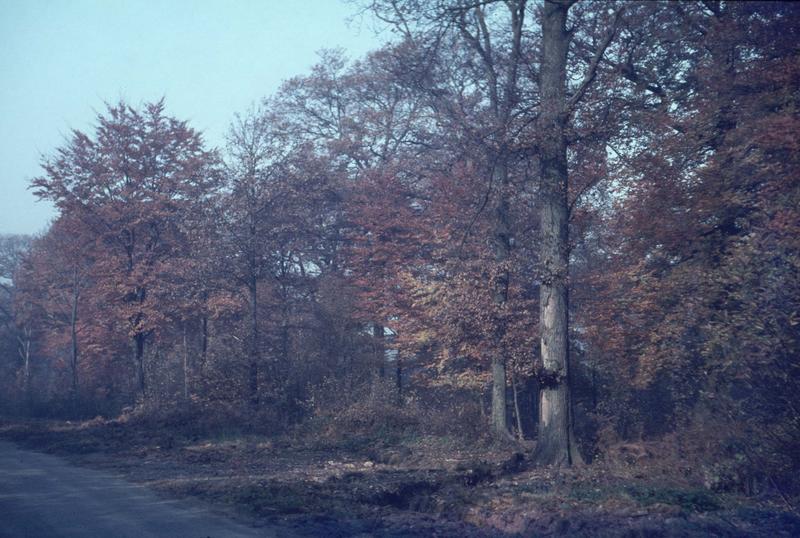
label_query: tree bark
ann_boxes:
[533,0,582,466]
[129,278,148,404]
[490,161,512,439]
[70,288,79,402]
[373,323,385,378]
[200,315,208,373]
[395,355,403,403]
[182,322,191,400]
[511,369,524,440]
[18,326,32,402]
[248,278,259,408]
[132,333,146,404]
[491,358,510,437]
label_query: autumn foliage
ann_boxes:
[0,0,798,498]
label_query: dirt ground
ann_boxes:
[1,416,798,537]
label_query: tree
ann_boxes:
[222,106,283,407]
[587,0,800,484]
[274,47,433,385]
[223,101,343,408]
[366,0,627,458]
[32,100,222,404]
[365,0,538,438]
[0,234,31,328]
[23,216,94,402]
[0,235,32,408]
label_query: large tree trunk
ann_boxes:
[490,161,512,438]
[491,358,509,436]
[534,0,582,466]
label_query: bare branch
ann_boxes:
[567,7,624,112]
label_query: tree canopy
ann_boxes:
[1,0,798,502]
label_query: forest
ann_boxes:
[1,1,799,536]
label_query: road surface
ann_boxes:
[0,441,277,538]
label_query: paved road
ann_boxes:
[0,441,277,538]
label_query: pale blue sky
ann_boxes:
[0,0,384,235]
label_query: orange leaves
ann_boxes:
[23,100,223,397]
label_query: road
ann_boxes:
[0,441,278,538]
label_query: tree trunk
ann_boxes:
[200,315,208,373]
[129,281,148,404]
[70,289,79,404]
[395,356,403,404]
[490,161,512,438]
[491,358,510,438]
[248,279,259,407]
[182,322,191,400]
[279,290,290,382]
[373,323,385,378]
[18,326,32,402]
[511,370,524,440]
[132,333,146,404]
[534,0,582,466]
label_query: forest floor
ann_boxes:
[1,416,798,537]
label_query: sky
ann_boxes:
[0,0,385,236]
